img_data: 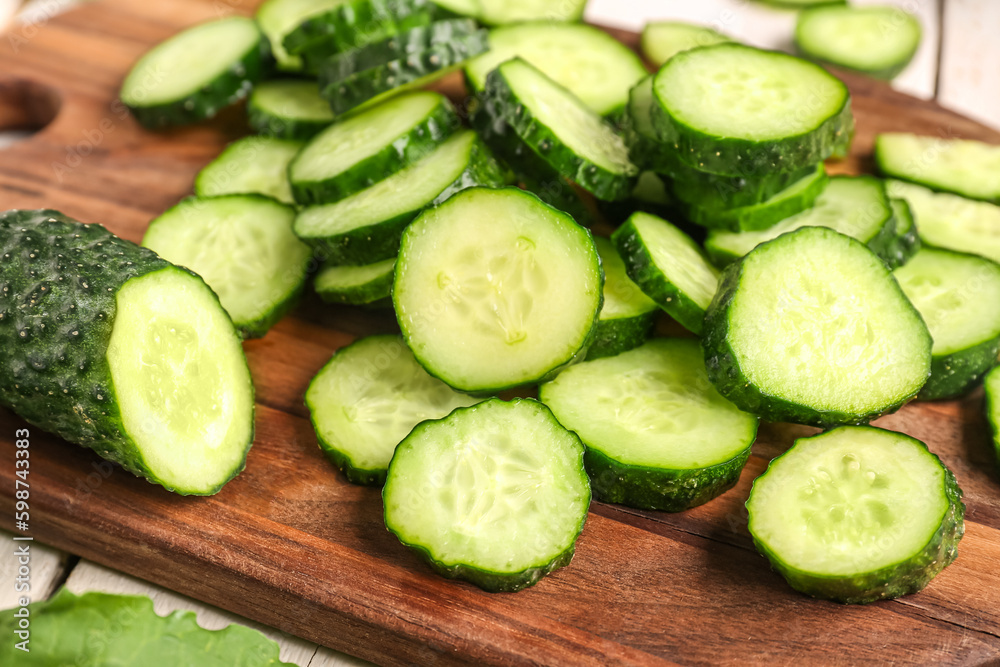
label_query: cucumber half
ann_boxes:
[142,196,312,339]
[383,398,591,592]
[747,426,964,604]
[640,21,732,67]
[393,187,603,393]
[704,226,932,427]
[893,249,1000,400]
[121,17,266,128]
[195,136,303,205]
[541,339,758,512]
[306,335,479,484]
[315,258,395,306]
[0,210,254,495]
[877,133,1000,204]
[612,212,720,335]
[247,80,335,140]
[587,237,658,360]
[651,43,853,176]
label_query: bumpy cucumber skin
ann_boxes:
[314,263,394,306]
[383,398,591,593]
[289,94,461,206]
[749,432,964,604]
[651,45,855,177]
[919,338,1000,401]
[482,59,639,202]
[585,311,657,360]
[124,30,268,129]
[247,87,333,141]
[611,217,713,335]
[883,198,921,269]
[294,134,507,265]
[0,210,252,495]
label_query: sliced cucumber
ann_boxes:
[478,0,587,24]
[877,133,1000,204]
[612,212,719,335]
[256,0,340,72]
[704,226,931,427]
[247,80,335,140]
[121,17,266,128]
[587,237,657,360]
[756,0,846,6]
[796,5,921,80]
[887,179,1000,264]
[0,210,254,495]
[640,21,732,67]
[541,339,758,511]
[464,22,646,116]
[884,197,921,269]
[893,249,1000,400]
[306,335,478,484]
[394,187,602,393]
[747,426,964,604]
[705,176,897,266]
[987,366,1000,469]
[314,258,395,306]
[651,43,853,176]
[482,58,638,201]
[289,91,459,205]
[597,172,674,226]
[383,398,590,592]
[195,136,303,205]
[294,130,504,265]
[142,196,312,338]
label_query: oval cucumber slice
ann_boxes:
[586,237,658,360]
[247,80,335,140]
[383,398,590,592]
[315,258,395,306]
[878,134,1000,204]
[747,426,964,604]
[195,136,303,205]
[640,21,732,67]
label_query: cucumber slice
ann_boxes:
[705,176,897,266]
[195,136,303,205]
[796,5,921,80]
[383,398,590,592]
[0,210,254,495]
[294,130,505,265]
[893,249,1000,400]
[587,237,657,360]
[394,187,603,393]
[541,339,758,511]
[986,366,1000,469]
[887,179,1000,264]
[651,43,853,176]
[256,0,341,72]
[747,426,964,604]
[289,91,459,205]
[612,212,720,335]
[121,17,266,128]
[704,226,931,427]
[314,258,395,305]
[306,335,478,484]
[678,164,829,233]
[640,21,732,67]
[482,58,638,201]
[884,197,921,270]
[478,0,587,24]
[247,80,335,140]
[877,133,1000,204]
[464,22,647,116]
[756,0,845,6]
[142,196,312,338]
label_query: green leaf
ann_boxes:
[0,588,298,666]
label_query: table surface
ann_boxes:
[1,1,998,666]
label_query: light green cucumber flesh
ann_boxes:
[248,80,334,138]
[314,258,395,305]
[478,0,587,24]
[878,134,1000,203]
[256,0,344,71]
[987,367,1000,468]
[796,6,921,78]
[641,21,732,67]
[195,136,303,205]
[588,236,658,359]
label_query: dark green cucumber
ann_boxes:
[314,258,395,305]
[195,136,303,205]
[987,366,1000,470]
[255,0,339,72]
[247,80,335,140]
[541,338,758,512]
[894,248,1000,400]
[587,237,658,360]
[0,210,254,495]
[884,197,921,270]
[121,17,267,128]
[641,21,732,67]
[703,226,931,428]
[747,426,964,604]
[383,398,591,592]
[877,133,1000,204]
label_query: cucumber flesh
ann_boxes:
[315,258,395,306]
[478,0,587,24]
[306,335,478,484]
[255,0,341,71]
[986,367,1000,469]
[247,80,335,140]
[587,236,657,360]
[383,398,590,592]
[877,133,1000,204]
[195,136,303,205]
[641,22,732,67]
[747,426,964,604]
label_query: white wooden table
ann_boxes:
[1,1,998,665]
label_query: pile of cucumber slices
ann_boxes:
[4,0,1000,604]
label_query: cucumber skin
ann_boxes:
[987,366,1000,470]
[289,95,461,206]
[920,337,1000,401]
[749,434,964,604]
[884,198,921,270]
[0,210,252,495]
[314,265,394,306]
[585,311,657,360]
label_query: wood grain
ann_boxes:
[2,1,1000,664]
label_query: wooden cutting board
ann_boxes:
[3,1,1000,664]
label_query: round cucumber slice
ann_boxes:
[393,187,603,393]
[640,21,732,67]
[541,338,758,512]
[704,226,932,427]
[306,335,479,485]
[383,398,590,592]
[877,133,1000,205]
[893,248,1000,400]
[195,136,303,205]
[747,426,964,604]
[587,236,658,360]
[314,258,395,306]
[247,80,335,140]
[255,0,341,72]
